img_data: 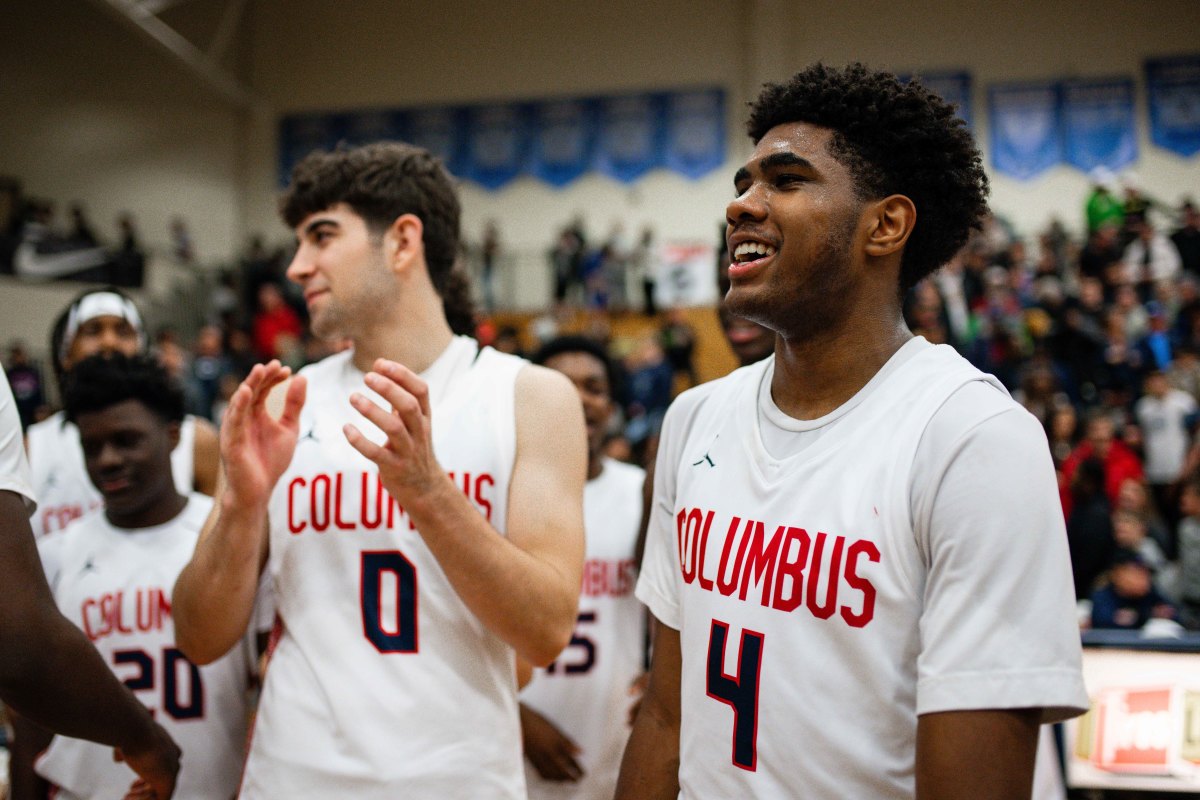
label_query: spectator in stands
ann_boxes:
[1135,368,1196,530]
[1172,201,1200,278]
[1111,509,1169,578]
[188,325,234,422]
[1067,457,1115,600]
[169,216,194,266]
[112,212,145,287]
[67,204,96,247]
[1176,478,1200,629]
[1168,345,1200,401]
[549,224,585,308]
[1122,219,1182,300]
[1078,224,1123,288]
[1085,167,1123,234]
[1089,549,1177,631]
[622,337,673,463]
[628,226,657,317]
[1114,477,1174,562]
[479,220,501,312]
[659,308,697,389]
[1062,410,1144,510]
[5,342,45,429]
[251,282,304,362]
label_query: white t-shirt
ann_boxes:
[242,337,529,799]
[26,411,197,537]
[521,457,647,800]
[0,372,35,514]
[35,495,261,800]
[1134,388,1197,483]
[637,337,1088,799]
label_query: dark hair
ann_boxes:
[49,285,143,393]
[280,141,462,297]
[532,335,619,398]
[63,353,184,426]
[746,63,989,292]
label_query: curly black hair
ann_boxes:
[531,335,620,399]
[63,352,184,426]
[747,63,989,291]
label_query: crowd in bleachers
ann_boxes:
[5,173,1200,634]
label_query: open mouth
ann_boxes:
[729,240,777,277]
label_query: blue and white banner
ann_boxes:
[988,82,1063,180]
[663,89,725,179]
[1145,56,1200,158]
[528,99,596,187]
[279,88,726,188]
[400,106,466,177]
[909,71,973,130]
[594,94,666,183]
[1061,78,1137,172]
[461,104,529,190]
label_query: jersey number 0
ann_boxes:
[361,551,419,653]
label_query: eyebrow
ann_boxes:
[733,152,816,187]
[303,217,339,237]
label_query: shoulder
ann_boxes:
[921,377,1041,459]
[26,411,69,447]
[666,359,766,430]
[600,457,646,490]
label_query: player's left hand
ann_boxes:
[344,359,447,505]
[520,703,584,782]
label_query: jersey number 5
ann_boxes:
[706,619,764,771]
[361,550,419,653]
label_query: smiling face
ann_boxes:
[77,398,180,528]
[542,350,612,477]
[725,122,866,340]
[286,203,395,340]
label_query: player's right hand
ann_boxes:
[114,719,181,799]
[519,702,584,782]
[221,361,307,506]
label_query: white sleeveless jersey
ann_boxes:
[521,457,647,800]
[637,338,1088,799]
[242,336,528,799]
[34,495,257,800]
[27,411,197,537]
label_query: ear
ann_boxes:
[383,213,425,275]
[863,194,916,259]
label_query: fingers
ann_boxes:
[363,371,427,437]
[343,422,390,464]
[373,359,431,418]
[277,374,308,430]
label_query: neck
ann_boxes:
[771,312,913,420]
[107,490,188,530]
[349,296,456,374]
[587,454,604,481]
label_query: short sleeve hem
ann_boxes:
[635,577,681,631]
[917,667,1089,724]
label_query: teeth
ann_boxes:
[733,242,776,262]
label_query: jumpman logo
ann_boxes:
[299,426,319,445]
[79,555,97,576]
[691,435,719,468]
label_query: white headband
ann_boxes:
[61,292,146,362]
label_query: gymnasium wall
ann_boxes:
[1,0,1198,321]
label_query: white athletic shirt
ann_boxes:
[1,372,36,513]
[241,336,528,799]
[637,336,1088,799]
[35,495,259,800]
[26,411,197,537]
[1134,388,1197,483]
[521,457,647,800]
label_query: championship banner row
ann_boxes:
[278,89,725,190]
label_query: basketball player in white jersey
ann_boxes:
[172,142,586,798]
[25,288,219,537]
[519,336,646,800]
[1,371,180,800]
[618,64,1088,799]
[12,354,260,800]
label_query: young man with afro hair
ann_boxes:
[618,63,1086,799]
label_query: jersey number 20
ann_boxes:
[706,619,764,771]
[361,551,419,653]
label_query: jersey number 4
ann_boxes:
[706,619,764,771]
[361,551,419,653]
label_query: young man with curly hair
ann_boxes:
[173,142,586,797]
[618,63,1087,799]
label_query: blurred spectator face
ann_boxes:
[1116,478,1148,512]
[1110,561,1152,599]
[1079,278,1104,310]
[1087,416,1115,457]
[1180,483,1200,517]
[1113,511,1148,549]
[195,326,224,357]
[65,315,140,368]
[1143,371,1168,398]
[1114,284,1138,311]
[1050,405,1077,441]
[258,282,284,311]
[543,350,613,462]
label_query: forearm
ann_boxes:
[173,495,267,664]
[915,709,1039,800]
[1,608,160,750]
[8,712,52,800]
[407,478,578,665]
[614,685,680,799]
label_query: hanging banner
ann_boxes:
[279,113,344,183]
[461,104,529,190]
[908,71,973,130]
[594,94,666,183]
[401,106,466,177]
[663,89,725,179]
[340,109,404,148]
[528,99,596,187]
[988,82,1063,180]
[1145,56,1200,157]
[1061,77,1137,172]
